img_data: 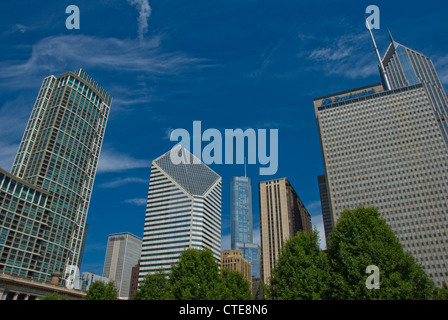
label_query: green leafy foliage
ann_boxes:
[83,281,118,300]
[218,268,253,300]
[267,228,330,300]
[267,206,436,300]
[135,248,253,300]
[40,291,67,300]
[134,269,173,300]
[327,206,434,299]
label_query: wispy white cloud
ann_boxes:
[97,149,149,173]
[124,198,147,206]
[306,200,327,250]
[0,143,19,171]
[127,0,152,41]
[0,34,208,89]
[98,177,148,188]
[434,54,448,86]
[307,33,377,80]
[0,95,36,170]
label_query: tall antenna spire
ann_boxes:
[244,156,247,177]
[365,16,391,91]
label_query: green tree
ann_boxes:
[327,206,434,300]
[83,281,118,300]
[170,248,221,300]
[137,248,255,300]
[267,228,331,300]
[218,269,253,300]
[135,270,174,300]
[433,282,448,300]
[40,291,67,300]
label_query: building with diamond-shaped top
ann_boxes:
[138,147,222,280]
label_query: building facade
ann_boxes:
[258,178,311,284]
[138,148,222,281]
[314,82,448,286]
[103,232,142,299]
[230,176,260,279]
[0,168,56,281]
[382,34,448,146]
[0,69,111,283]
[317,174,332,247]
[128,259,140,300]
[221,249,252,290]
[79,271,109,291]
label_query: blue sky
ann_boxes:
[1,0,448,275]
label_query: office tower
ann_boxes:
[314,81,448,286]
[0,69,111,282]
[221,249,252,290]
[80,272,109,291]
[317,174,332,246]
[138,148,222,281]
[382,33,448,145]
[103,233,142,299]
[128,259,140,300]
[230,176,260,279]
[258,178,311,284]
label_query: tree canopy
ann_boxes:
[83,281,118,300]
[135,248,253,300]
[267,206,437,300]
[267,228,330,300]
[327,206,434,299]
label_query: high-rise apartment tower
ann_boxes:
[0,69,111,282]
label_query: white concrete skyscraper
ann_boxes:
[138,148,222,281]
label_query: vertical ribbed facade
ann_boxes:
[230,176,260,279]
[0,69,111,281]
[138,148,222,281]
[258,178,311,284]
[103,233,142,299]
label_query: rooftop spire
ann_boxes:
[365,16,391,91]
[244,156,247,177]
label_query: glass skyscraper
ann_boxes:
[230,176,260,279]
[383,33,448,145]
[138,147,222,280]
[0,69,111,282]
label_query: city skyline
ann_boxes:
[1,1,448,276]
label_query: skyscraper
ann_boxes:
[230,176,260,279]
[221,249,252,290]
[314,80,448,286]
[138,147,222,281]
[103,233,142,299]
[0,69,111,282]
[317,174,332,246]
[258,178,311,284]
[382,33,448,145]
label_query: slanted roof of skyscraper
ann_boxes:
[153,148,221,196]
[74,68,112,106]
